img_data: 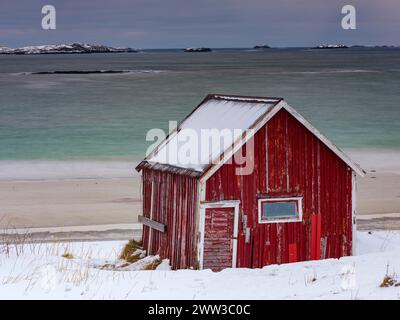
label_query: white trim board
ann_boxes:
[351,172,357,255]
[200,100,365,183]
[281,102,365,177]
[200,100,283,182]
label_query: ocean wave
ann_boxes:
[268,69,382,75]
[321,69,381,74]
[12,70,165,76]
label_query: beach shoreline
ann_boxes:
[0,149,399,231]
[0,177,142,229]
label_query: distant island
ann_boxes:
[311,44,399,50]
[184,47,212,52]
[253,45,271,49]
[0,43,137,55]
[372,45,398,48]
[312,44,348,49]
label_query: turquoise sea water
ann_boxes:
[0,48,399,161]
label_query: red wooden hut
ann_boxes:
[136,94,365,271]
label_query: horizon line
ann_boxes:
[2,43,399,50]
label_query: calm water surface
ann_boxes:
[0,48,399,161]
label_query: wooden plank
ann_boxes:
[138,215,166,233]
[316,214,321,259]
[311,214,317,260]
[289,243,298,263]
[147,180,155,254]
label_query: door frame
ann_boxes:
[198,200,240,270]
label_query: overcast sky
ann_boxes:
[0,0,399,48]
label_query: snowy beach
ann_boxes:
[0,231,399,299]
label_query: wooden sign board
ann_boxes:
[138,215,166,233]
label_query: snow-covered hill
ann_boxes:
[0,43,137,54]
[1,231,399,299]
[0,46,13,53]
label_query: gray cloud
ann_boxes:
[0,0,398,48]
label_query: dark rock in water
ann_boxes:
[0,43,138,55]
[31,70,131,75]
[254,45,271,49]
[184,47,212,52]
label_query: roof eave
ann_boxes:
[136,160,203,177]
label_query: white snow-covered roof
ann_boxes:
[147,96,279,172]
[137,94,365,177]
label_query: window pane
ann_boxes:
[262,201,297,219]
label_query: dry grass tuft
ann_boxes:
[143,258,161,270]
[61,253,74,259]
[0,220,32,258]
[380,275,398,288]
[119,239,143,263]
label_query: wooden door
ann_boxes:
[203,207,236,271]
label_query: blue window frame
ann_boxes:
[258,197,302,223]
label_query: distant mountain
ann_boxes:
[0,43,137,55]
[0,46,13,53]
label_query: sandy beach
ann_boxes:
[350,149,400,216]
[0,150,399,232]
[0,177,142,228]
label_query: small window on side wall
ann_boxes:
[258,197,302,223]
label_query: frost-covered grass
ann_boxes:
[0,231,400,299]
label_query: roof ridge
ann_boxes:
[209,94,283,103]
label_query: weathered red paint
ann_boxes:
[203,207,235,271]
[140,108,353,271]
[289,243,298,263]
[141,168,198,269]
[205,109,353,268]
[311,214,322,260]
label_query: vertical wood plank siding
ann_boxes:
[142,168,198,269]
[205,109,353,268]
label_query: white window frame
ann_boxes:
[258,197,303,224]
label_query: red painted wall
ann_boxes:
[142,168,199,269]
[205,109,353,268]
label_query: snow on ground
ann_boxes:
[356,230,400,255]
[0,231,399,300]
